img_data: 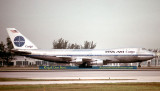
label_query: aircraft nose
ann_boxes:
[147,51,156,58]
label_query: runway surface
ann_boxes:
[0,70,160,85]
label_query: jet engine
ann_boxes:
[71,58,83,64]
[90,59,104,65]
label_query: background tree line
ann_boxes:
[0,37,14,66]
[53,38,96,49]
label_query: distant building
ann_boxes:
[11,56,58,66]
[107,58,160,67]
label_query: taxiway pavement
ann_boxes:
[0,70,160,85]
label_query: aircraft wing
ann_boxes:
[56,56,117,65]
[56,56,72,62]
[56,56,92,62]
[104,56,119,63]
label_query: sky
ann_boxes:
[0,0,160,49]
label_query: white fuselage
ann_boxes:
[18,48,155,64]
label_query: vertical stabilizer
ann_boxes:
[7,28,38,49]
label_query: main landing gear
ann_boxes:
[79,62,92,68]
[138,62,141,68]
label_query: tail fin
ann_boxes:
[7,28,38,50]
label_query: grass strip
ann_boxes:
[0,83,160,91]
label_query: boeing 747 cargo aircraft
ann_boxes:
[7,28,156,67]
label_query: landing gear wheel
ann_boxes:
[79,62,92,68]
[138,62,141,68]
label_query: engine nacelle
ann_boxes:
[90,59,104,65]
[71,58,83,64]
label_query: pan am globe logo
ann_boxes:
[14,36,25,47]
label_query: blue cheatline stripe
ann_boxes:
[26,54,154,57]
